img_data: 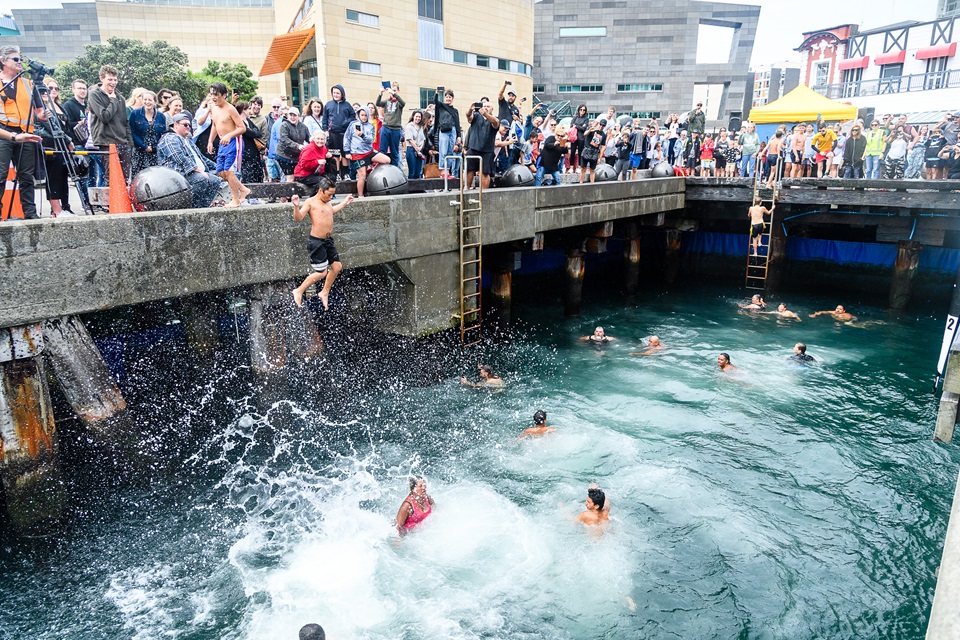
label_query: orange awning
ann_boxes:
[259,27,315,77]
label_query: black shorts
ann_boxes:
[466,150,494,175]
[715,154,726,169]
[277,156,298,176]
[350,153,374,171]
[307,235,339,273]
[926,158,943,169]
[581,154,598,169]
[327,130,344,152]
[751,223,764,238]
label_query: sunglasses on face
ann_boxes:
[6,57,20,62]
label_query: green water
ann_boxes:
[0,283,956,639]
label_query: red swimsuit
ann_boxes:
[402,495,432,530]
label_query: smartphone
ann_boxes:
[437,86,444,93]
[505,80,512,86]
[474,101,483,109]
[381,81,391,90]
[355,124,362,132]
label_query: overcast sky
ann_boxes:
[0,0,943,70]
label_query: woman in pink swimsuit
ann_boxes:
[395,476,435,536]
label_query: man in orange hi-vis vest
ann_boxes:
[0,45,45,220]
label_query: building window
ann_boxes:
[452,49,467,64]
[841,67,862,98]
[498,58,510,71]
[880,63,903,93]
[291,0,313,29]
[346,9,379,27]
[558,84,603,93]
[419,87,434,109]
[814,61,830,87]
[617,83,663,92]
[533,84,545,93]
[476,55,489,68]
[418,0,442,21]
[559,27,606,37]
[348,59,381,75]
[626,111,661,119]
[926,56,949,89]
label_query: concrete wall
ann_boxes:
[0,179,683,333]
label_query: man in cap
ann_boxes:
[157,113,225,208]
[494,118,516,173]
[498,80,521,123]
[686,101,705,135]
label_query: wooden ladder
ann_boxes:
[745,161,781,291]
[455,156,484,346]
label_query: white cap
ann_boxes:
[287,106,300,116]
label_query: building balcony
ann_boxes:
[814,69,960,99]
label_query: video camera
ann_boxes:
[24,58,55,85]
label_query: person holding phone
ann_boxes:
[497,79,520,123]
[465,97,500,189]
[375,81,405,168]
[433,87,462,178]
[344,106,390,196]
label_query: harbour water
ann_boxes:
[1,282,957,639]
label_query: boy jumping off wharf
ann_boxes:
[205,82,251,207]
[292,177,354,309]
[748,197,775,257]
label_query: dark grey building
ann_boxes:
[4,3,100,66]
[533,0,760,126]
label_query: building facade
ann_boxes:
[745,63,801,111]
[532,0,759,125]
[940,0,960,19]
[3,0,282,98]
[259,0,534,113]
[798,18,960,115]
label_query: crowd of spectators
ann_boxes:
[4,40,956,222]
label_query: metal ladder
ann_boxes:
[745,158,781,291]
[454,156,483,346]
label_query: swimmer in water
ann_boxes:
[717,352,737,372]
[396,476,434,536]
[519,410,556,439]
[809,305,857,322]
[461,363,505,388]
[299,623,326,640]
[765,302,800,320]
[630,335,664,356]
[580,326,617,343]
[739,294,766,311]
[788,342,816,364]
[578,486,610,526]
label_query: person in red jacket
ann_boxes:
[294,131,332,196]
[699,132,716,177]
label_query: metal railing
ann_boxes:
[814,69,960,99]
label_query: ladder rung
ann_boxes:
[463,259,481,265]
[462,225,481,231]
[462,243,481,249]
[464,292,481,299]
[463,276,481,282]
[462,324,481,331]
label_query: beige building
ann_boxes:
[259,0,534,112]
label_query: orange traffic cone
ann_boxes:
[0,164,23,220]
[107,144,132,214]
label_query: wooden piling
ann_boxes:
[248,284,287,375]
[564,248,585,317]
[623,223,641,295]
[181,295,219,357]
[664,230,681,284]
[41,316,127,440]
[890,240,923,310]
[0,325,64,529]
[766,218,788,294]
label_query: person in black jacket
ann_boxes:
[320,84,355,180]
[842,124,867,179]
[277,107,310,181]
[235,101,264,184]
[433,88,463,178]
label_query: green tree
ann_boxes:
[55,37,199,102]
[200,61,258,100]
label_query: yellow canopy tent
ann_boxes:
[748,84,858,124]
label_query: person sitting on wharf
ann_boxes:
[630,335,664,356]
[809,305,856,322]
[294,130,332,196]
[461,363,505,388]
[581,326,616,343]
[717,352,737,372]
[299,623,325,640]
[766,303,800,320]
[157,114,225,209]
[291,177,355,309]
[520,410,556,439]
[344,106,390,197]
[396,476,434,536]
[739,294,766,311]
[789,342,816,364]
[747,197,774,257]
[578,487,609,527]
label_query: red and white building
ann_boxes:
[797,18,960,116]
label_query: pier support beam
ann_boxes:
[766,219,788,294]
[889,240,923,310]
[564,248,585,317]
[0,324,64,530]
[181,294,219,357]
[41,316,128,442]
[248,284,288,375]
[489,251,519,327]
[664,230,681,284]
[623,223,641,295]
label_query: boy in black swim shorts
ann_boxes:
[292,177,355,309]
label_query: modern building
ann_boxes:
[744,62,801,112]
[257,0,534,112]
[797,17,960,116]
[3,0,282,98]
[939,0,960,19]
[532,0,759,126]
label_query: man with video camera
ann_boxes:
[0,45,46,220]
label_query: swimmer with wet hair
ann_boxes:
[717,352,737,372]
[580,326,617,343]
[765,303,800,320]
[299,623,326,640]
[396,476,434,536]
[630,335,664,356]
[519,409,557,438]
[578,486,610,526]
[809,305,856,322]
[461,363,505,388]
[739,294,766,311]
